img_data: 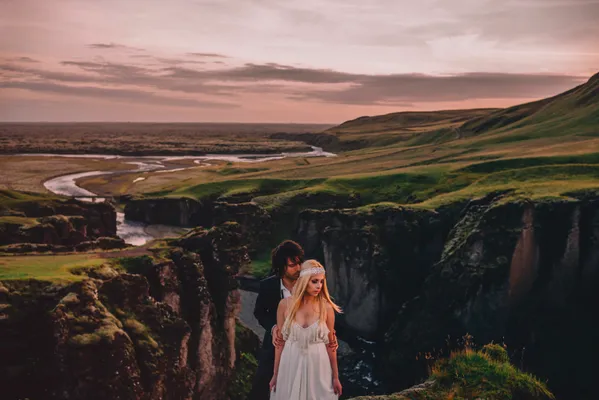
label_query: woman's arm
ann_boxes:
[325,305,342,396]
[270,298,288,392]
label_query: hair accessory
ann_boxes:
[299,267,325,277]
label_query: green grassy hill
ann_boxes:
[460,71,599,143]
[324,108,497,148]
[328,108,497,134]
[89,71,599,210]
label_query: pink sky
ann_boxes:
[1,0,597,123]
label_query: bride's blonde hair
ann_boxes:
[284,260,341,330]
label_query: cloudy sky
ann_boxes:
[0,0,597,123]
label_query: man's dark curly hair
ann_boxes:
[271,240,304,278]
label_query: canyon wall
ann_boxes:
[0,223,252,400]
[296,204,454,339]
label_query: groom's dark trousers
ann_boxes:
[248,275,283,400]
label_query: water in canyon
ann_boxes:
[41,147,336,246]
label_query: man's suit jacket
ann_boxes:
[253,275,283,353]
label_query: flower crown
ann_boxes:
[299,267,326,277]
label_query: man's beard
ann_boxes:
[286,272,299,281]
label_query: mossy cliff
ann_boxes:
[296,194,599,399]
[0,223,255,400]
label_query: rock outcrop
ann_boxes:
[125,197,272,256]
[0,223,250,400]
[124,197,209,227]
[0,198,118,249]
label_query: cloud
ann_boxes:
[187,52,230,58]
[154,57,207,66]
[0,61,237,97]
[7,56,40,63]
[2,59,589,107]
[290,72,586,105]
[88,43,121,49]
[205,63,359,84]
[0,63,103,83]
[0,80,238,108]
[127,53,212,65]
[87,43,145,51]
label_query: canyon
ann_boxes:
[120,188,599,399]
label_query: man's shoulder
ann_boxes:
[259,275,279,289]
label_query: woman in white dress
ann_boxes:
[269,259,343,400]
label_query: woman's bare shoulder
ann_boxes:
[279,297,292,309]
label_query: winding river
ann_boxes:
[40,147,336,246]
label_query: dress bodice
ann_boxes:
[282,319,330,352]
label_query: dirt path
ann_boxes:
[239,290,265,340]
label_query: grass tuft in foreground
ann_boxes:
[431,347,554,399]
[350,341,554,400]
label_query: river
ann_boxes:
[40,147,336,246]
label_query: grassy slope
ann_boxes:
[0,216,39,226]
[123,72,599,210]
[0,189,56,203]
[0,254,108,281]
[325,108,498,148]
[461,72,599,142]
[0,247,167,282]
[0,189,60,214]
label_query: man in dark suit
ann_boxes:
[248,240,340,399]
[248,240,304,400]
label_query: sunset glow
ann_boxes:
[1,0,597,122]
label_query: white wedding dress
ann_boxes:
[270,319,338,400]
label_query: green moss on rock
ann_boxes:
[350,344,553,400]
